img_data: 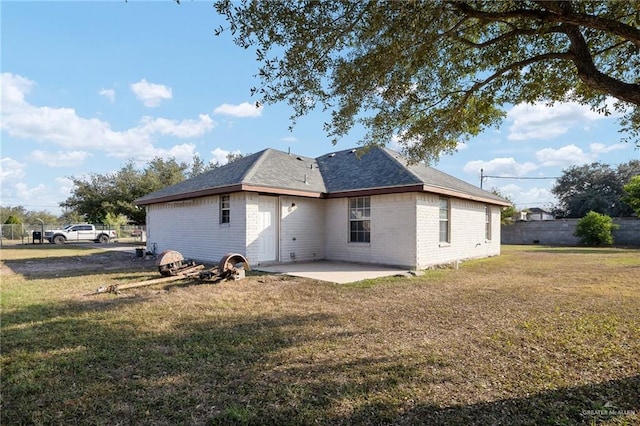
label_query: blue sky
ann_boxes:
[2,1,637,215]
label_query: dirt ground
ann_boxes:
[0,246,159,277]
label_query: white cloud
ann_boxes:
[135,114,215,138]
[151,143,197,164]
[0,73,34,111]
[55,177,74,199]
[1,73,214,162]
[281,136,298,143]
[589,142,627,155]
[463,157,537,176]
[535,142,628,167]
[130,78,172,107]
[211,147,242,165]
[30,150,92,167]
[507,100,607,141]
[535,144,591,167]
[493,184,555,210]
[99,88,115,103]
[0,157,26,184]
[213,102,262,118]
[14,182,48,199]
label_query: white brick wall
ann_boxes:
[146,190,502,270]
[324,193,417,268]
[244,192,261,264]
[416,194,500,268]
[146,193,247,264]
[279,196,325,263]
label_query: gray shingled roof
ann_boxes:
[135,146,509,206]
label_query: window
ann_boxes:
[349,197,370,243]
[485,205,491,240]
[220,195,230,224]
[439,197,450,243]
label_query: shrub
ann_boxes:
[574,211,619,246]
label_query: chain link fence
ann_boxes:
[1,223,146,246]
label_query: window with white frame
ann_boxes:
[485,205,491,240]
[349,197,370,243]
[439,197,450,243]
[220,194,230,224]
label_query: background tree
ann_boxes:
[490,188,517,225]
[1,205,60,226]
[61,152,248,225]
[188,153,221,178]
[103,212,129,237]
[574,211,618,246]
[623,175,640,216]
[214,0,639,162]
[551,160,640,218]
[62,157,190,225]
[4,215,21,225]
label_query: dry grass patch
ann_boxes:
[2,245,639,425]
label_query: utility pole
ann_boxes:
[480,168,484,189]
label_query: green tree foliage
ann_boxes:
[213,0,640,162]
[62,157,190,225]
[574,211,618,246]
[490,188,517,225]
[552,160,640,218]
[103,212,129,237]
[0,205,60,226]
[623,175,640,216]
[61,153,246,225]
[4,215,21,224]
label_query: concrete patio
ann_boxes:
[254,261,409,284]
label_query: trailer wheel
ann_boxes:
[53,235,65,245]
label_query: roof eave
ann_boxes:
[421,184,512,206]
[325,184,511,206]
[135,183,323,206]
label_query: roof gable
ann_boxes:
[316,147,420,192]
[244,149,326,193]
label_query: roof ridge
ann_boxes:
[379,147,424,184]
[241,148,272,183]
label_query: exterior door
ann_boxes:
[257,196,277,262]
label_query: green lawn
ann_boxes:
[2,245,639,425]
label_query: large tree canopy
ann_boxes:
[61,153,243,225]
[62,157,191,225]
[551,160,640,218]
[214,0,640,162]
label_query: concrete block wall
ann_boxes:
[146,193,247,264]
[501,218,640,246]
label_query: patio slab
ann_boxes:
[254,261,409,284]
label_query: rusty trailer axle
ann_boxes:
[94,251,250,295]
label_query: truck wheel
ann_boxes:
[53,235,65,245]
[99,234,110,244]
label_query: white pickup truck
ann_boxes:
[44,224,117,244]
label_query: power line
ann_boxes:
[479,168,561,189]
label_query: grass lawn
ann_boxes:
[1,244,638,425]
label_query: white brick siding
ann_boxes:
[324,193,417,268]
[416,194,500,268]
[147,190,501,270]
[279,196,325,263]
[244,192,261,264]
[145,193,247,264]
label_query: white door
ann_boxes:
[257,196,277,262]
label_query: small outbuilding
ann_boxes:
[135,146,511,269]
